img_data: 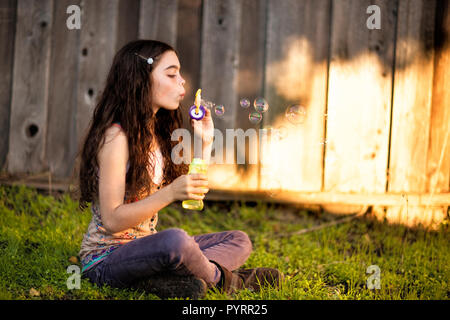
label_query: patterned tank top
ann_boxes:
[78,122,164,273]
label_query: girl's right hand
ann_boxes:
[167,174,209,202]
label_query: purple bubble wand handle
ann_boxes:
[189,89,205,120]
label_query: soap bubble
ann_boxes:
[285,105,306,124]
[201,99,215,110]
[240,98,251,108]
[254,98,269,113]
[249,111,262,124]
[214,105,225,117]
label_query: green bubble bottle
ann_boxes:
[182,158,208,210]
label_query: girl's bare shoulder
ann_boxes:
[104,124,127,144]
[99,125,129,161]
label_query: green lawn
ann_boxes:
[0,184,448,300]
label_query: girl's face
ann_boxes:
[151,50,186,113]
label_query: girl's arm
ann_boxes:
[202,140,213,164]
[106,187,174,234]
[97,126,172,234]
[97,126,207,234]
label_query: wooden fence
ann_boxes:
[0,0,449,228]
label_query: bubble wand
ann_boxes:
[183,89,208,210]
[189,89,206,120]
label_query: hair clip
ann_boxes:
[134,52,154,65]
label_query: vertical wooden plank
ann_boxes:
[139,0,178,47]
[201,0,241,132]
[0,0,17,170]
[45,0,81,179]
[76,0,119,153]
[325,0,396,197]
[116,0,139,52]
[424,0,450,227]
[387,0,437,226]
[200,0,242,189]
[429,0,450,192]
[262,0,331,193]
[175,0,202,130]
[8,0,53,174]
[233,0,267,191]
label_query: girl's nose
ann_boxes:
[179,76,186,86]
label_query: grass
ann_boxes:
[0,183,448,300]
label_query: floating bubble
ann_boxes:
[240,98,251,108]
[249,111,262,124]
[201,99,215,110]
[285,105,306,124]
[214,104,225,117]
[254,98,269,113]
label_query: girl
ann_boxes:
[76,39,282,299]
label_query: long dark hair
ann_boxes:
[75,40,188,210]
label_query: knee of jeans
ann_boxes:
[232,230,253,257]
[163,228,196,260]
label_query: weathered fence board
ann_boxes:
[262,0,331,193]
[325,0,396,195]
[116,0,140,52]
[45,0,81,179]
[429,0,450,195]
[200,0,244,189]
[234,0,268,191]
[75,0,119,151]
[0,0,16,170]
[424,0,450,225]
[387,0,438,226]
[8,0,53,173]
[139,0,178,47]
[175,0,203,129]
[200,0,241,132]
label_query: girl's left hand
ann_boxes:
[191,106,214,144]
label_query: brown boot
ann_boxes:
[211,261,284,294]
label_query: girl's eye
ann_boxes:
[168,75,176,78]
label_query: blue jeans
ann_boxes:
[82,228,252,289]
